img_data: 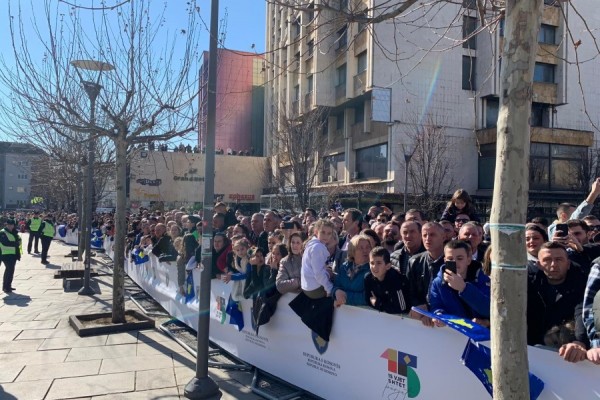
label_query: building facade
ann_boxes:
[198,49,266,156]
[0,142,44,210]
[264,0,599,215]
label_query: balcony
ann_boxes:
[354,29,368,55]
[291,100,299,116]
[476,127,594,147]
[335,83,346,102]
[532,82,558,104]
[537,43,559,65]
[304,92,313,110]
[354,71,367,95]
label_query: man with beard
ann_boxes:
[381,222,400,253]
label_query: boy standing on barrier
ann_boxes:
[0,218,21,293]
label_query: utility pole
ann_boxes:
[184,0,220,398]
[489,1,542,399]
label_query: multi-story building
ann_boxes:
[198,49,265,156]
[0,142,44,210]
[264,0,598,215]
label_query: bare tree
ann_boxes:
[402,116,457,218]
[269,104,330,211]
[0,0,201,323]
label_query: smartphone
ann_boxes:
[443,260,457,274]
[282,221,295,229]
[556,223,568,237]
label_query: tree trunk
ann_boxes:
[111,136,128,323]
[490,1,542,399]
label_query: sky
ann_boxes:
[0,0,266,143]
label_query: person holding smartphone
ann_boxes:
[428,240,490,327]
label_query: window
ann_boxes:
[357,51,367,73]
[307,75,314,93]
[499,19,505,37]
[354,104,364,124]
[322,153,345,182]
[293,85,300,101]
[356,144,388,180]
[462,56,476,90]
[479,143,587,191]
[336,26,347,51]
[485,97,499,128]
[16,187,25,193]
[463,16,478,49]
[305,2,315,22]
[336,113,344,130]
[357,10,368,32]
[534,63,555,83]
[462,0,477,10]
[293,16,301,38]
[478,144,496,189]
[538,24,556,44]
[531,103,550,127]
[307,40,314,57]
[336,64,347,86]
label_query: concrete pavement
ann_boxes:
[0,234,262,400]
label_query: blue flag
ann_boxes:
[410,307,490,342]
[226,296,244,331]
[184,271,195,303]
[462,339,544,399]
[132,248,149,265]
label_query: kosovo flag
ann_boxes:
[461,339,544,399]
[410,307,490,342]
[226,295,244,332]
[58,225,67,238]
[133,248,149,265]
[184,271,195,303]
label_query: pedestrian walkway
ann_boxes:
[0,234,261,399]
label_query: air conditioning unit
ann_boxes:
[327,176,334,183]
[352,172,359,179]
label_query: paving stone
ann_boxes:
[17,359,101,382]
[135,367,177,391]
[0,339,43,353]
[39,335,108,350]
[136,339,189,357]
[100,354,174,374]
[0,349,69,366]
[0,330,21,342]
[66,344,138,362]
[0,319,59,331]
[91,387,180,400]
[16,327,78,340]
[0,379,52,399]
[0,364,24,383]
[137,329,173,343]
[173,365,195,387]
[46,371,135,399]
[0,312,40,322]
[105,332,139,345]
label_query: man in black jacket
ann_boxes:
[527,242,588,363]
[26,211,42,254]
[0,219,21,293]
[406,222,445,325]
[390,221,425,276]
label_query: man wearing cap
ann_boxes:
[26,211,43,254]
[39,214,55,265]
[0,218,21,293]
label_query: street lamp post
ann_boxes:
[71,59,114,296]
[402,142,416,213]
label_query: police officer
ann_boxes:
[26,211,43,254]
[0,219,21,293]
[39,214,55,265]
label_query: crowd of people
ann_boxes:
[4,182,600,365]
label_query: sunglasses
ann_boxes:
[590,225,600,231]
[455,218,470,223]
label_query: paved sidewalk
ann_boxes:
[0,234,261,400]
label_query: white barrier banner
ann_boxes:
[118,247,600,399]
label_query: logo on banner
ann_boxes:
[380,348,421,398]
[311,331,329,355]
[214,296,227,324]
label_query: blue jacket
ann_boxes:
[332,261,370,306]
[428,265,490,319]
